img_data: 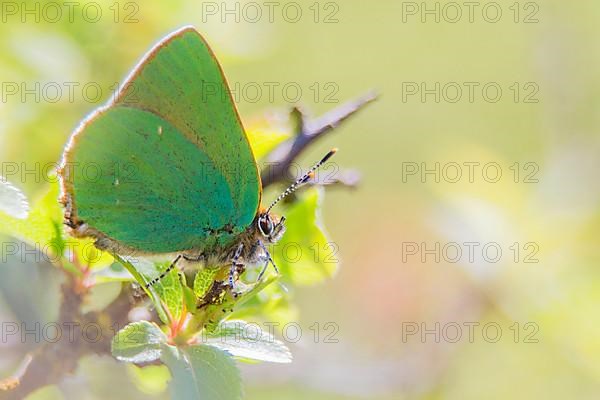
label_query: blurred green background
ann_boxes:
[1,0,600,399]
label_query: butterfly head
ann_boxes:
[257,212,285,243]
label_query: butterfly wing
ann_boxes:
[60,27,260,254]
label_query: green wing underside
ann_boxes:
[71,107,243,252]
[65,28,260,253]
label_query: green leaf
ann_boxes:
[138,259,184,322]
[161,344,242,400]
[64,236,114,270]
[195,275,279,334]
[194,267,219,298]
[246,113,291,160]
[0,182,63,255]
[111,256,185,323]
[112,255,169,324]
[238,275,279,304]
[203,320,292,363]
[0,180,113,273]
[182,284,197,314]
[111,321,167,364]
[0,176,29,219]
[273,187,338,285]
[0,179,111,271]
[91,262,135,283]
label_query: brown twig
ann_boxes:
[260,91,378,187]
[0,277,133,399]
[0,92,376,398]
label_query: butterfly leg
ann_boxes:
[256,240,279,282]
[229,243,245,289]
[145,255,182,288]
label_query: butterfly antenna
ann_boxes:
[266,148,337,213]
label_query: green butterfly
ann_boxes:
[58,26,335,288]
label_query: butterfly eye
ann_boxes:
[258,215,274,237]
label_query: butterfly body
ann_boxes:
[176,212,285,271]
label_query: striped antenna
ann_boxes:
[266,148,337,213]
